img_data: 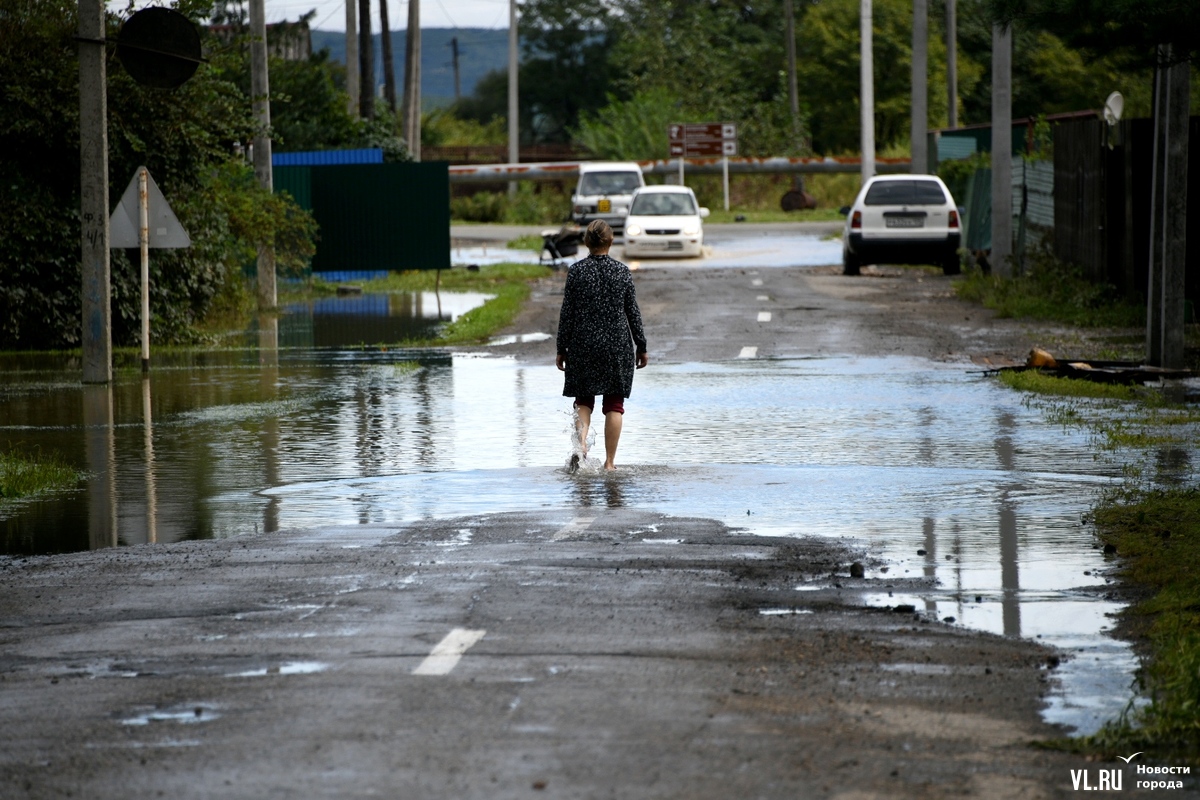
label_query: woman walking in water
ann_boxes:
[556,220,648,471]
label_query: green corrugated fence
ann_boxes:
[274,162,450,273]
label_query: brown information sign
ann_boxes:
[668,122,738,157]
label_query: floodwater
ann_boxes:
[452,232,842,270]
[0,306,1169,735]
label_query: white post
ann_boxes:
[722,156,730,211]
[138,167,150,372]
[679,157,685,187]
[859,0,875,182]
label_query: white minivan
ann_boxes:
[571,162,645,234]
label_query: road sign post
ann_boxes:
[668,123,737,205]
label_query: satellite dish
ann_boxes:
[117,7,202,90]
[1104,91,1125,126]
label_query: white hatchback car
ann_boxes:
[841,174,961,275]
[623,186,709,258]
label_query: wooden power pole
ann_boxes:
[78,0,111,383]
[402,0,421,160]
[991,23,1012,276]
[910,0,927,173]
[860,0,875,181]
[380,0,396,112]
[358,0,374,118]
[249,0,275,308]
[345,0,359,115]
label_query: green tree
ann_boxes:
[0,0,317,349]
[573,88,692,160]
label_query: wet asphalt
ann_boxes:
[2,242,1189,798]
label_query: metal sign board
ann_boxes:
[668,122,738,157]
[110,167,191,248]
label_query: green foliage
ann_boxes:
[450,184,571,225]
[0,447,83,500]
[574,88,691,160]
[0,0,320,350]
[955,244,1145,328]
[797,0,958,152]
[518,0,617,143]
[1083,488,1200,762]
[423,108,507,147]
[611,0,807,156]
[997,369,1145,401]
[451,192,508,223]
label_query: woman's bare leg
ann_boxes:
[603,411,623,470]
[575,404,592,458]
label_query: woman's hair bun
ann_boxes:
[584,219,614,250]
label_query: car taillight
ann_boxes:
[850,210,862,229]
[948,209,959,229]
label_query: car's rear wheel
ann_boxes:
[842,250,861,276]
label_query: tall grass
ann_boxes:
[0,448,83,500]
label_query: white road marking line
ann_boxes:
[738,346,758,359]
[412,628,487,676]
[757,311,772,322]
[551,516,595,541]
[756,295,770,301]
[751,279,763,286]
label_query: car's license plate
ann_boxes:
[885,216,924,228]
[598,198,611,213]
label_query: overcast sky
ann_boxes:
[110,1,514,32]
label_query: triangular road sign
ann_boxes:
[109,166,191,248]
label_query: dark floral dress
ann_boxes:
[556,254,647,399]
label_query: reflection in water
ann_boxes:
[995,410,1022,637]
[570,473,627,509]
[279,291,492,348]
[83,385,116,549]
[142,378,157,544]
[260,318,280,534]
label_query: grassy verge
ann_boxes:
[703,208,845,224]
[996,371,1200,763]
[0,448,83,501]
[956,248,1144,329]
[356,263,554,345]
[1079,487,1200,763]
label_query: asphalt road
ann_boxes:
[1,253,1175,798]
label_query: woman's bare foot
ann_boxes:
[603,460,616,471]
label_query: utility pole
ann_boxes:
[991,23,1013,276]
[859,0,875,182]
[945,0,957,128]
[402,0,421,159]
[345,0,359,116]
[450,36,461,101]
[380,0,396,112]
[78,0,111,383]
[910,0,927,173]
[508,0,519,196]
[1148,44,1191,368]
[784,0,799,140]
[249,0,275,308]
[358,0,374,118]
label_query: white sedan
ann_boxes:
[623,186,709,258]
[841,174,962,276]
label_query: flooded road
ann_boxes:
[0,342,1137,734]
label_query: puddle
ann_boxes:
[120,704,218,726]
[279,291,493,347]
[0,352,1187,736]
[226,661,329,678]
[759,608,814,616]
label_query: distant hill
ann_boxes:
[311,28,509,107]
